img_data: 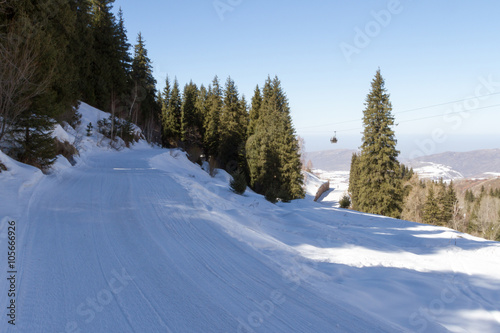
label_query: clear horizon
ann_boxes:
[113,0,500,155]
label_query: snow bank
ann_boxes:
[304,171,326,197]
[77,101,113,129]
[0,149,43,188]
[0,149,43,224]
[73,101,146,154]
[52,123,75,143]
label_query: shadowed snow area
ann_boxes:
[0,104,499,332]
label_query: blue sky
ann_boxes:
[113,0,500,157]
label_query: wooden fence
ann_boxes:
[314,181,330,202]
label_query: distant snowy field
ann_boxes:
[311,160,483,204]
[310,163,466,208]
[309,170,350,207]
[412,163,464,181]
[1,103,499,332]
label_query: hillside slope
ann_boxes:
[407,149,500,179]
[1,106,499,332]
[305,149,356,171]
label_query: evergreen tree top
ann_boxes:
[360,69,398,159]
[211,76,222,96]
[131,32,156,88]
[91,0,116,27]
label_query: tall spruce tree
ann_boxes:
[161,77,182,147]
[246,76,304,202]
[423,187,440,225]
[70,0,96,105]
[116,8,132,78]
[89,0,126,112]
[204,76,223,159]
[160,76,171,147]
[248,85,262,137]
[219,77,248,171]
[195,84,209,145]
[181,81,201,146]
[348,152,361,210]
[130,32,159,142]
[440,181,458,224]
[354,69,402,218]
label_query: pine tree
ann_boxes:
[339,194,351,209]
[230,170,247,195]
[160,76,171,147]
[465,189,475,203]
[246,76,304,202]
[116,8,132,78]
[354,69,402,218]
[219,77,248,171]
[271,77,304,201]
[130,32,159,142]
[247,127,281,201]
[248,85,262,137]
[161,78,182,147]
[423,187,440,225]
[181,81,200,146]
[441,181,458,224]
[86,122,94,136]
[89,0,126,112]
[71,0,96,105]
[11,113,57,171]
[195,84,209,145]
[204,76,223,159]
[38,0,80,116]
[435,179,448,224]
[348,153,361,210]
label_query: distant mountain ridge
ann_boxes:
[305,149,357,171]
[405,149,500,178]
[306,148,500,179]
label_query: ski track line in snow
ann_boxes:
[1,144,500,332]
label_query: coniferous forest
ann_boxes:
[0,0,304,202]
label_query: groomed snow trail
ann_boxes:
[1,146,500,332]
[1,148,397,332]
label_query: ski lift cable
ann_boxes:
[320,103,500,134]
[397,103,500,124]
[297,92,500,130]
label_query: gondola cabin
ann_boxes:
[330,131,338,144]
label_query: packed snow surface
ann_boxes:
[312,169,350,207]
[1,105,500,332]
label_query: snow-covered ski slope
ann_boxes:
[1,105,500,332]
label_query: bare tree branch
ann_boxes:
[0,29,54,141]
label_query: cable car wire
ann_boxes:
[297,92,500,130]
